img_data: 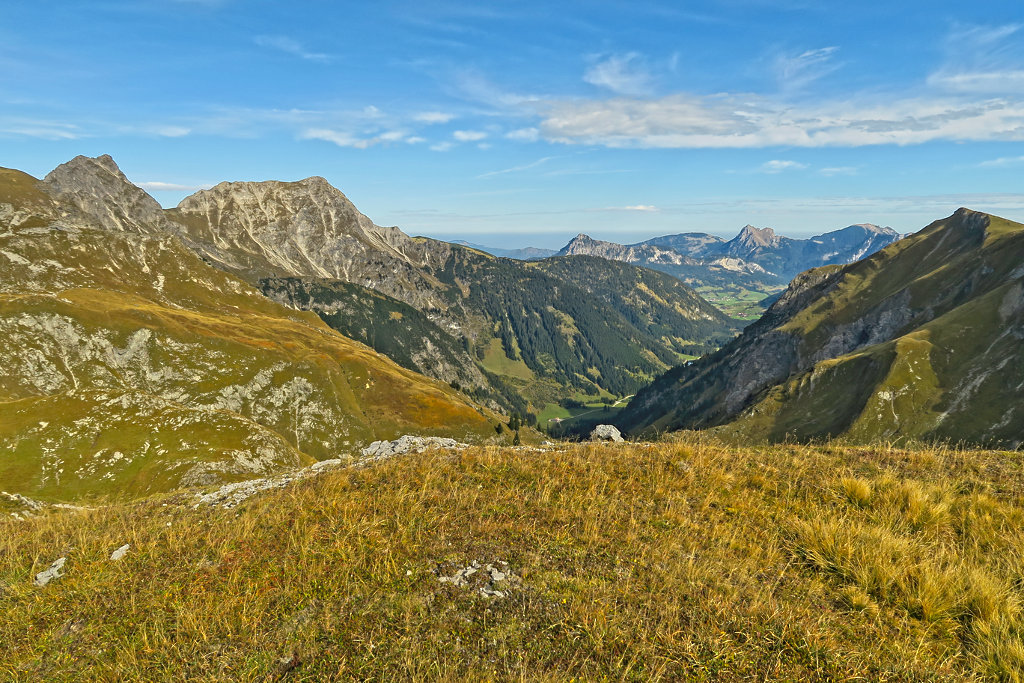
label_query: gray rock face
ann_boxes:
[195,435,467,509]
[193,458,347,509]
[590,424,624,442]
[42,155,180,236]
[360,435,465,459]
[171,178,451,313]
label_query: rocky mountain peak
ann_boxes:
[177,175,358,214]
[736,224,779,247]
[43,154,131,192]
[40,154,172,235]
[561,233,614,258]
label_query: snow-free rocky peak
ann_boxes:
[168,175,440,284]
[731,225,782,250]
[41,154,175,235]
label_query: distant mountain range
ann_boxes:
[559,223,900,280]
[151,162,735,411]
[616,208,1024,448]
[450,240,557,260]
[556,224,900,317]
[3,152,1018,503]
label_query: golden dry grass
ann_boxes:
[2,435,1023,681]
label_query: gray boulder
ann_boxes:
[590,424,624,442]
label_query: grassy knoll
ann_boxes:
[3,436,1023,680]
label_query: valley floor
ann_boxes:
[3,436,1024,681]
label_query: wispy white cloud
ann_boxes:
[543,168,635,177]
[136,181,213,192]
[301,128,411,149]
[927,70,1024,93]
[506,127,539,142]
[0,119,81,140]
[477,156,554,178]
[151,125,191,137]
[979,155,1024,167]
[453,129,487,141]
[430,141,454,152]
[450,69,539,109]
[413,111,456,124]
[538,94,1024,148]
[772,46,840,91]
[928,23,1024,94]
[759,159,807,173]
[584,53,655,96]
[254,35,332,62]
[595,204,659,212]
[819,166,859,176]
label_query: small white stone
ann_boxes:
[110,544,130,561]
[34,557,67,587]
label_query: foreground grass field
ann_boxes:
[3,436,1024,681]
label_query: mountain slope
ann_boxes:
[259,277,497,403]
[151,166,733,408]
[530,255,736,356]
[617,208,1024,448]
[0,167,499,501]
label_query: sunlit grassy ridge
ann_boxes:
[3,437,1023,680]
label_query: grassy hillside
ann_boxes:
[3,436,1023,680]
[259,277,501,403]
[531,255,737,356]
[1,178,502,500]
[619,209,1024,448]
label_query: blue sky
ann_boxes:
[3,0,1024,248]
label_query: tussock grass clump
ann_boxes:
[2,436,1023,680]
[795,458,1024,680]
[838,476,872,507]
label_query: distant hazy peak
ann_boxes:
[732,224,782,248]
[558,233,625,256]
